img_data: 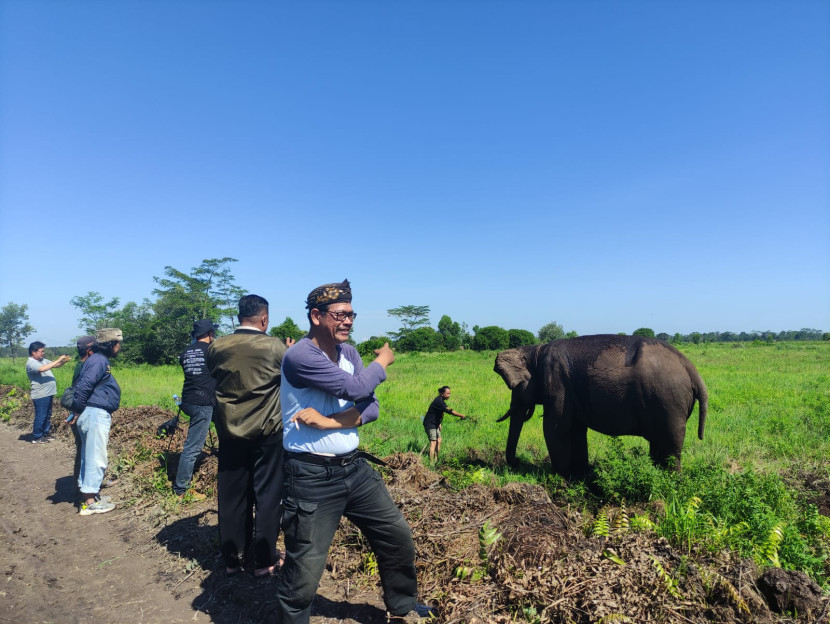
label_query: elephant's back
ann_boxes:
[558,335,701,413]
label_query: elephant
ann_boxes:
[494,334,708,478]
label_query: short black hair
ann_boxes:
[28,341,45,356]
[439,386,450,395]
[238,294,269,322]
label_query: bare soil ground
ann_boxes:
[0,386,827,624]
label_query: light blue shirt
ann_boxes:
[281,338,384,455]
[282,353,359,454]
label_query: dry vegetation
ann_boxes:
[1,385,827,624]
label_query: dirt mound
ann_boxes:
[1,385,827,623]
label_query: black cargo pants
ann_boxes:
[276,454,418,623]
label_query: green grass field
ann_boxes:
[3,341,829,583]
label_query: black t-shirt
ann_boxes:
[423,395,451,429]
[180,341,217,406]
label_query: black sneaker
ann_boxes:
[388,604,435,622]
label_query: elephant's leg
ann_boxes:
[648,414,685,471]
[542,407,572,477]
[505,409,529,467]
[569,423,589,479]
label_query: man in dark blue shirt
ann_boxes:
[173,319,218,499]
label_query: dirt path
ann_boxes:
[0,422,203,624]
[0,419,393,624]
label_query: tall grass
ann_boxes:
[0,358,183,412]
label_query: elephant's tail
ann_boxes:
[692,373,708,440]
[682,357,708,440]
[696,388,707,440]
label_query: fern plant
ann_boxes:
[649,555,683,599]
[701,568,750,615]
[760,525,784,567]
[592,508,611,538]
[612,500,630,534]
[453,521,502,583]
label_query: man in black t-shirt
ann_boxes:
[423,386,466,462]
[174,319,218,499]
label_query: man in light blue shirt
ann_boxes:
[276,280,430,624]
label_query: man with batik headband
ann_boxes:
[275,279,433,623]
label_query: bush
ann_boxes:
[538,321,564,343]
[508,329,537,349]
[591,438,659,503]
[269,316,306,343]
[396,327,443,353]
[356,336,391,357]
[472,326,509,351]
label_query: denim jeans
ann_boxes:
[77,406,111,494]
[71,421,83,501]
[32,396,54,439]
[276,456,417,622]
[173,403,213,495]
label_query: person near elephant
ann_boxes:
[494,334,707,478]
[25,341,71,443]
[422,385,466,462]
[72,328,123,516]
[275,279,432,624]
[172,318,218,500]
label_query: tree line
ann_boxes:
[1,258,827,363]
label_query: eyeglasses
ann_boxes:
[323,310,357,322]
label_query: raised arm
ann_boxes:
[285,343,388,402]
[36,355,71,372]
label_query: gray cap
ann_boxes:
[96,327,123,342]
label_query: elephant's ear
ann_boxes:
[494,349,532,389]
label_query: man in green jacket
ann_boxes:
[207,294,294,577]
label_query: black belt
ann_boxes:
[286,450,387,467]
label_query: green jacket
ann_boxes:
[207,328,288,440]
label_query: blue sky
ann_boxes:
[1,1,828,346]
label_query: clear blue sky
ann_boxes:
[1,1,828,346]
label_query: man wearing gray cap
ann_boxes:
[72,327,123,516]
[173,319,218,499]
